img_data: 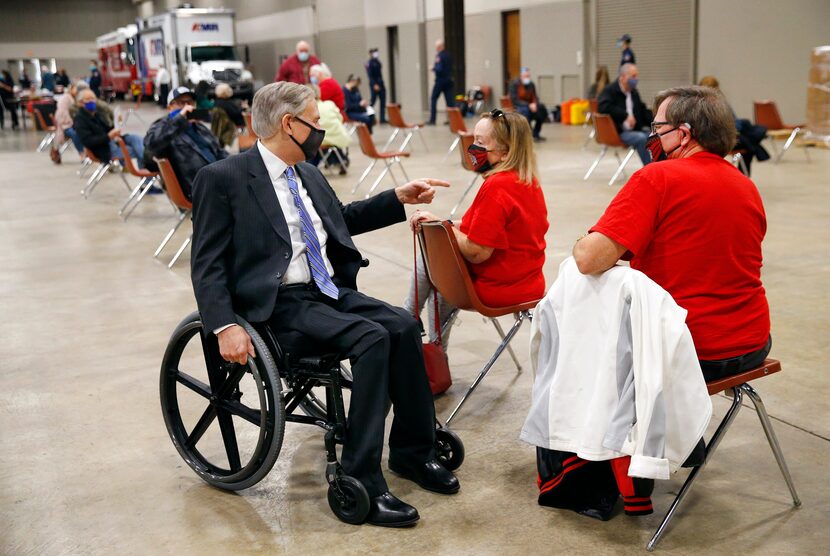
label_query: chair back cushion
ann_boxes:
[355,123,379,158]
[419,221,477,310]
[156,158,192,210]
[447,107,467,134]
[386,103,407,128]
[753,101,785,130]
[593,113,626,147]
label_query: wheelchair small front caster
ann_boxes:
[327,475,370,524]
[435,427,465,471]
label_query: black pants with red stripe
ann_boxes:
[536,448,654,520]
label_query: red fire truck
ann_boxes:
[96,24,148,98]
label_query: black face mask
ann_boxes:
[467,143,494,173]
[289,116,326,161]
[645,127,681,162]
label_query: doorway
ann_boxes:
[386,25,399,104]
[502,10,520,94]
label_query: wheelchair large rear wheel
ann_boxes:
[160,312,285,491]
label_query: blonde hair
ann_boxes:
[214,83,233,99]
[698,75,720,89]
[482,110,539,185]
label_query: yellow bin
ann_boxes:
[570,100,590,125]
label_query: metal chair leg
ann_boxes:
[647,387,744,551]
[399,130,415,152]
[381,128,400,150]
[443,135,460,162]
[396,158,409,182]
[352,159,377,194]
[154,210,189,258]
[123,176,158,221]
[609,148,635,186]
[417,127,429,152]
[741,384,802,507]
[583,146,608,180]
[445,311,529,426]
[168,233,192,269]
[775,128,800,164]
[491,317,522,372]
[77,158,92,177]
[365,164,390,198]
[119,176,149,217]
[82,163,110,198]
[450,174,480,218]
[59,139,72,155]
[582,127,596,150]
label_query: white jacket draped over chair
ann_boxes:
[520,257,711,480]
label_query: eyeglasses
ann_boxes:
[650,121,671,134]
[489,108,510,133]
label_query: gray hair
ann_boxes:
[619,63,636,77]
[214,83,233,99]
[75,80,89,91]
[309,63,331,79]
[251,82,314,139]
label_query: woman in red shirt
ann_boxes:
[405,109,548,347]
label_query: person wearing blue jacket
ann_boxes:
[428,39,455,125]
[343,74,376,133]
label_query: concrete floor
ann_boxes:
[1,103,828,555]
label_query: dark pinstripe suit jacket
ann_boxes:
[190,146,405,333]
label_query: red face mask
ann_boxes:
[467,143,493,173]
[645,127,680,162]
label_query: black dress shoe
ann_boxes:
[389,458,460,494]
[366,492,420,527]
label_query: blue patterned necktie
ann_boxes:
[284,167,339,299]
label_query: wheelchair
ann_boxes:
[160,310,465,524]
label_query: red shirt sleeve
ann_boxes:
[589,169,662,259]
[459,178,511,250]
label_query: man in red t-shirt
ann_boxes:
[573,86,770,381]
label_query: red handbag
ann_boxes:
[413,233,452,395]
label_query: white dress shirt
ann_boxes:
[213,143,336,335]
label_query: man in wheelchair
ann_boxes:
[189,81,457,527]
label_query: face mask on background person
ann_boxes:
[627,77,639,89]
[310,75,319,85]
[372,51,380,59]
[467,143,496,174]
[289,116,326,161]
[298,51,310,63]
[83,100,96,111]
[522,77,531,85]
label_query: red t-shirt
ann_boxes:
[319,78,345,112]
[590,152,769,360]
[460,170,548,307]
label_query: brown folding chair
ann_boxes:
[384,103,428,152]
[80,148,128,199]
[499,95,515,111]
[583,113,637,186]
[449,133,481,218]
[33,109,57,153]
[351,123,410,198]
[419,220,540,426]
[582,99,600,149]
[114,136,161,220]
[154,158,193,269]
[753,100,808,163]
[237,112,258,151]
[647,359,801,550]
[442,107,472,162]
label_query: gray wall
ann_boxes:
[697,0,830,121]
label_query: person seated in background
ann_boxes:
[144,87,227,200]
[573,85,771,382]
[0,71,19,130]
[73,88,145,167]
[598,63,652,166]
[509,67,548,142]
[213,83,245,127]
[311,63,345,113]
[698,75,769,176]
[276,40,321,84]
[51,81,89,163]
[311,84,351,174]
[586,65,610,99]
[343,74,375,133]
[406,109,548,348]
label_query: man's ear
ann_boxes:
[281,113,293,135]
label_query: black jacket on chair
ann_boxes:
[144,114,227,199]
[190,146,405,333]
[598,80,653,134]
[73,108,113,163]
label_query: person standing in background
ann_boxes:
[617,34,635,66]
[155,66,171,108]
[55,68,71,89]
[0,71,20,130]
[19,70,32,90]
[88,64,101,98]
[275,40,321,84]
[365,48,386,124]
[41,65,56,92]
[427,39,454,125]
